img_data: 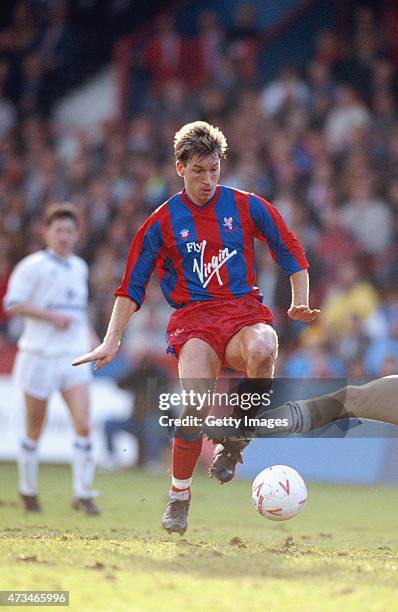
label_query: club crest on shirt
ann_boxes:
[180,228,190,240]
[66,288,77,300]
[223,216,237,232]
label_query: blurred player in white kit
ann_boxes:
[3,203,100,514]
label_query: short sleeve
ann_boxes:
[3,257,40,309]
[115,217,163,309]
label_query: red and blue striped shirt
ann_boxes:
[115,186,309,309]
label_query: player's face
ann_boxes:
[176,154,220,205]
[45,218,78,258]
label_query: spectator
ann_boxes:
[341,179,392,256]
[143,14,187,92]
[321,261,379,334]
[306,60,337,128]
[283,329,345,378]
[313,30,342,67]
[260,66,310,118]
[0,1,38,103]
[225,4,260,84]
[365,320,398,377]
[325,85,371,152]
[334,29,379,100]
[36,0,81,103]
[365,288,398,341]
[18,53,44,116]
[338,314,369,366]
[191,10,225,86]
[312,206,360,284]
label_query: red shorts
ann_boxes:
[166,295,273,366]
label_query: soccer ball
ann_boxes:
[252,465,307,521]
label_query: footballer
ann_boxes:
[73,121,320,533]
[4,204,100,515]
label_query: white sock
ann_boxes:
[172,476,192,490]
[72,436,95,499]
[19,437,39,496]
[170,477,192,501]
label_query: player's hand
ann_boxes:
[72,339,120,371]
[287,305,321,322]
[50,313,72,329]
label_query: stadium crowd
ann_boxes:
[1,3,398,381]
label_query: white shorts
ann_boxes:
[13,351,93,400]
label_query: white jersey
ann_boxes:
[4,249,91,357]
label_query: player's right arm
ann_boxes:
[72,296,137,370]
[3,256,71,329]
[73,212,163,370]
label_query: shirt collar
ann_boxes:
[179,186,220,212]
[45,248,72,267]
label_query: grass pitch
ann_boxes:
[1,463,398,612]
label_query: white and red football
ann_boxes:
[252,465,307,521]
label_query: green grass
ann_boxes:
[1,463,398,612]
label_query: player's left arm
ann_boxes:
[248,194,320,322]
[288,269,320,322]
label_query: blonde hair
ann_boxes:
[174,121,228,164]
